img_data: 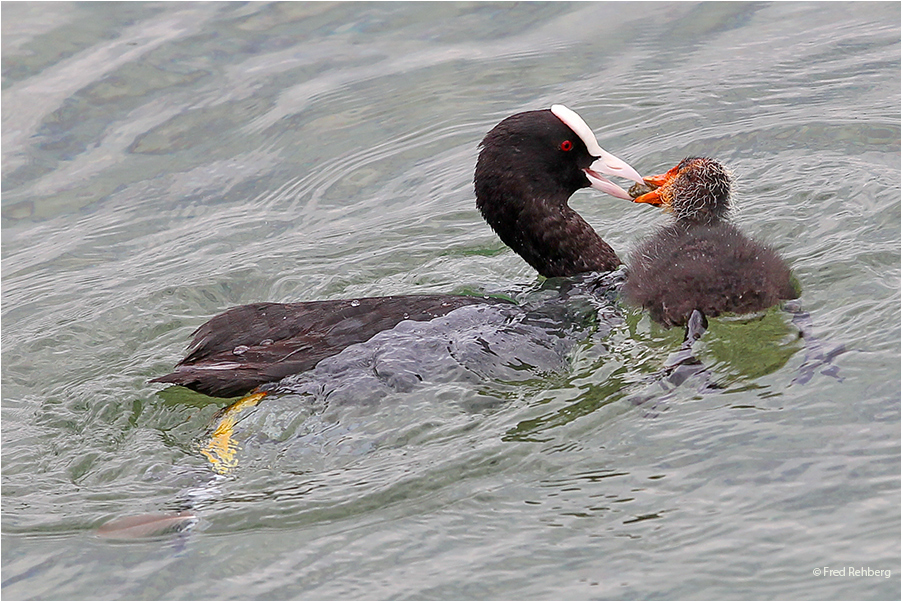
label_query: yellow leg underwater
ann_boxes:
[199,391,267,474]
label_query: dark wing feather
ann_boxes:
[153,295,508,397]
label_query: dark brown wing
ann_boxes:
[152,295,508,398]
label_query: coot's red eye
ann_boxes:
[559,140,573,151]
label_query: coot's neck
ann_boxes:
[474,164,619,279]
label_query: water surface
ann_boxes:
[2,2,900,599]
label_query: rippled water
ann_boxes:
[2,2,899,600]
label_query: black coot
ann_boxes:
[153,106,644,398]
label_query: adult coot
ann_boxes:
[153,106,644,398]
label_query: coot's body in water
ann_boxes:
[623,157,799,328]
[156,296,508,399]
[153,106,644,398]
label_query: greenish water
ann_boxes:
[2,2,899,599]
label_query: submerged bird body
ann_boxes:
[153,295,508,398]
[153,106,643,398]
[623,157,798,327]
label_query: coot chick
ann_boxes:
[622,157,798,327]
[153,106,643,398]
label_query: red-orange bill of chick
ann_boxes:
[628,163,685,206]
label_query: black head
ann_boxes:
[475,109,597,207]
[472,107,642,278]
